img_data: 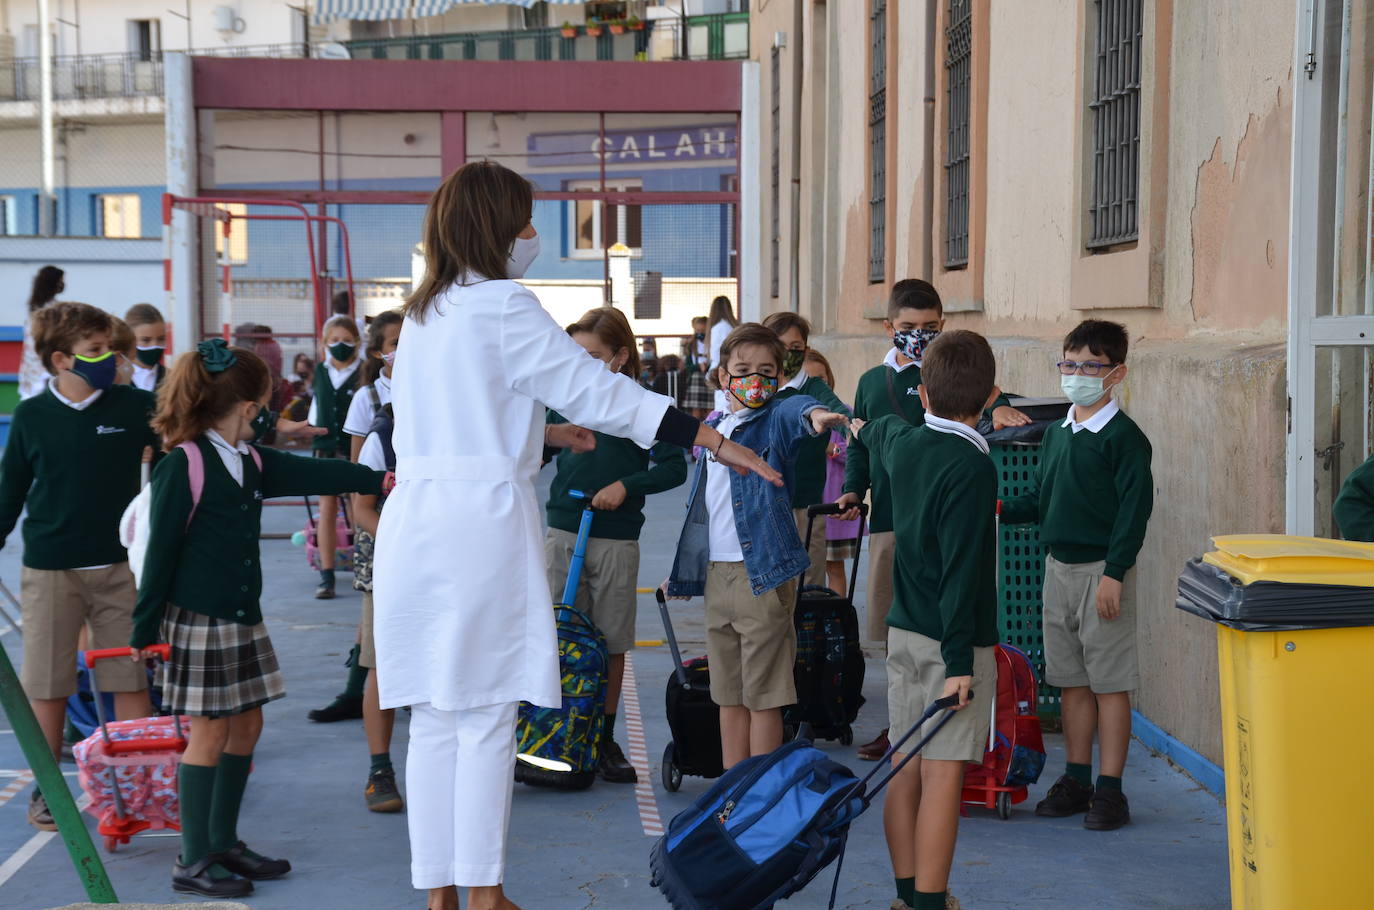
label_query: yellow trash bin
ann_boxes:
[1177,535,1374,910]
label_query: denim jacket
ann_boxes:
[667,394,823,597]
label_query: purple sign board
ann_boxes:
[527,124,737,168]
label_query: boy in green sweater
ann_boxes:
[763,311,850,588]
[1002,319,1154,831]
[0,301,158,830]
[1334,454,1374,541]
[855,330,1001,910]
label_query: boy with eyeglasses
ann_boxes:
[1001,319,1153,831]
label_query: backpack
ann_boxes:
[120,441,263,587]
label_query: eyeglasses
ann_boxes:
[1057,360,1118,377]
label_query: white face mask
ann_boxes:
[507,234,541,279]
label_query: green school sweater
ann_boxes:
[311,363,359,457]
[862,416,998,677]
[1334,454,1374,542]
[131,438,384,647]
[1001,407,1154,581]
[843,363,926,533]
[545,411,688,541]
[0,385,158,569]
[776,374,851,510]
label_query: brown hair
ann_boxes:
[110,318,135,357]
[762,311,812,344]
[153,346,271,449]
[406,160,534,324]
[28,265,64,313]
[716,323,786,381]
[124,303,164,329]
[803,350,835,388]
[33,301,113,373]
[361,309,404,385]
[888,279,943,321]
[708,295,736,327]
[566,307,639,380]
[920,330,996,419]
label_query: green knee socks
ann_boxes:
[178,762,221,870]
[208,752,253,854]
[343,643,367,701]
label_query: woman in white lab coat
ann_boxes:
[372,161,779,910]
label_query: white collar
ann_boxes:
[883,347,919,373]
[325,359,361,387]
[924,414,990,454]
[206,428,250,456]
[49,377,102,411]
[782,368,807,392]
[132,361,157,375]
[1062,398,1120,434]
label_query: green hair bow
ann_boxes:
[197,338,237,374]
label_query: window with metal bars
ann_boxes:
[770,46,781,298]
[869,0,887,283]
[1088,0,1142,249]
[944,0,972,268]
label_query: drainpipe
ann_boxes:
[921,0,935,278]
[787,0,803,311]
[38,0,55,236]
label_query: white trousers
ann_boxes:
[406,701,519,889]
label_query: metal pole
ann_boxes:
[0,640,117,902]
[38,0,56,236]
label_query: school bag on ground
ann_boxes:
[786,503,869,746]
[120,442,263,586]
[960,643,1047,819]
[650,694,967,910]
[657,589,725,791]
[515,492,609,791]
[67,650,164,739]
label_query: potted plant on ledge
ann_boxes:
[560,21,579,39]
[585,18,605,37]
[608,17,628,35]
[627,15,645,32]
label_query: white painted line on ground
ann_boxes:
[0,770,77,778]
[0,793,92,889]
[0,772,33,808]
[620,652,663,838]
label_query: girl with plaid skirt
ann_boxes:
[130,340,389,899]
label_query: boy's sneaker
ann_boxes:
[28,791,56,831]
[365,769,404,813]
[1033,774,1094,817]
[1083,788,1130,830]
[315,569,336,600]
[598,740,638,784]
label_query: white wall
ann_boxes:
[4,0,308,57]
[0,237,163,327]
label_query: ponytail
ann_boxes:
[153,342,271,450]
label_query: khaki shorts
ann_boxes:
[705,562,797,711]
[793,508,827,589]
[358,591,377,669]
[864,531,896,644]
[1043,556,1138,693]
[21,565,148,699]
[544,527,640,654]
[887,628,995,762]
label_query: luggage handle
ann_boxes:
[559,490,595,607]
[83,645,184,757]
[856,693,970,806]
[654,588,692,689]
[84,645,170,667]
[799,503,869,606]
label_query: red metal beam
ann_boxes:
[203,188,738,205]
[191,59,742,113]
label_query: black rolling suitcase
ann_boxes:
[786,502,869,745]
[656,589,725,791]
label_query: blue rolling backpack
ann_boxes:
[515,491,609,791]
[650,693,969,910]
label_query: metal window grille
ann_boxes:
[869,0,887,283]
[1088,0,1142,249]
[944,0,972,268]
[771,46,781,298]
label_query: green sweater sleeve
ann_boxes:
[619,440,688,498]
[0,415,32,547]
[1104,433,1154,581]
[1334,455,1374,542]
[857,414,901,477]
[257,446,384,499]
[843,379,872,497]
[131,450,193,649]
[935,464,998,677]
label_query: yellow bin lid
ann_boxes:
[1203,534,1374,586]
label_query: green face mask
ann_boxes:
[328,341,356,363]
[782,349,805,378]
[250,405,273,442]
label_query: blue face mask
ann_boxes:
[70,351,118,391]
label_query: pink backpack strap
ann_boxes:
[246,445,263,473]
[176,441,205,529]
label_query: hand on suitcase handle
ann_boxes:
[932,691,971,712]
[807,501,869,518]
[84,644,170,666]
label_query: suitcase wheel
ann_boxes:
[839,725,854,747]
[103,835,119,853]
[661,742,683,792]
[996,791,1012,820]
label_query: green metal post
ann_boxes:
[0,641,117,902]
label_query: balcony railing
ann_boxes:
[0,44,308,104]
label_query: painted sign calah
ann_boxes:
[527,124,738,169]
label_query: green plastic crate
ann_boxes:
[992,443,1060,719]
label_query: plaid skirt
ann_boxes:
[160,605,285,717]
[682,370,714,411]
[827,538,858,561]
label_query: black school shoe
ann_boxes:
[1083,788,1131,830]
[216,841,292,880]
[172,856,253,897]
[598,740,638,784]
[1033,775,1094,817]
[308,694,363,722]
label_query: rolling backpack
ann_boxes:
[514,492,609,791]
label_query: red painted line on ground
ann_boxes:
[621,653,663,837]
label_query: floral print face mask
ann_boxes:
[893,328,941,363]
[727,372,779,409]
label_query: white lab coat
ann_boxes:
[372,277,671,712]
